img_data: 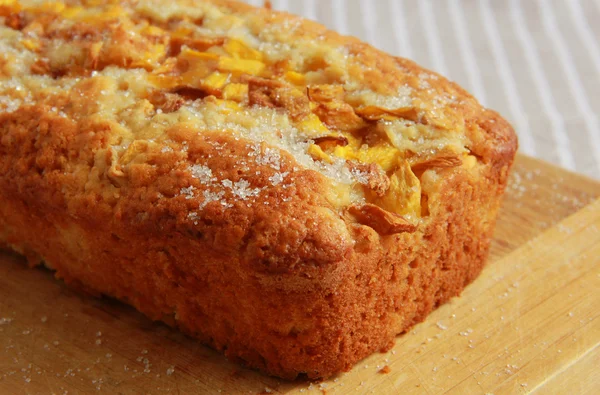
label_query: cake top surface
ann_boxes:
[0,0,490,230]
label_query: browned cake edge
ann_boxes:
[0,105,516,380]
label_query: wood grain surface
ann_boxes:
[1,155,599,395]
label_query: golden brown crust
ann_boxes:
[0,0,517,379]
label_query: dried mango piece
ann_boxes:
[224,39,263,61]
[172,72,229,98]
[328,138,397,174]
[313,135,348,150]
[307,85,345,102]
[131,44,167,70]
[313,100,366,131]
[273,86,310,120]
[170,36,225,55]
[181,68,216,85]
[331,146,357,163]
[370,159,421,217]
[355,106,418,122]
[152,57,177,75]
[354,143,399,172]
[21,38,40,51]
[224,100,242,111]
[149,74,182,90]
[348,204,417,235]
[342,133,362,149]
[181,49,220,62]
[218,57,265,76]
[411,155,462,172]
[223,83,248,102]
[409,148,463,172]
[203,71,229,89]
[284,71,306,86]
[297,113,330,136]
[307,85,366,131]
[129,44,166,71]
[178,50,219,84]
[308,144,333,164]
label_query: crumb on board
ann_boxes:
[378,365,391,374]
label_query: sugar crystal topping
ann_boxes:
[189,164,215,184]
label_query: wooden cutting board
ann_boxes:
[1,155,599,395]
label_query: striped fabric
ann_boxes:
[242,0,600,179]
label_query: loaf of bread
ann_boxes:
[0,0,517,379]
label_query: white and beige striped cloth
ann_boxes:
[242,0,600,180]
